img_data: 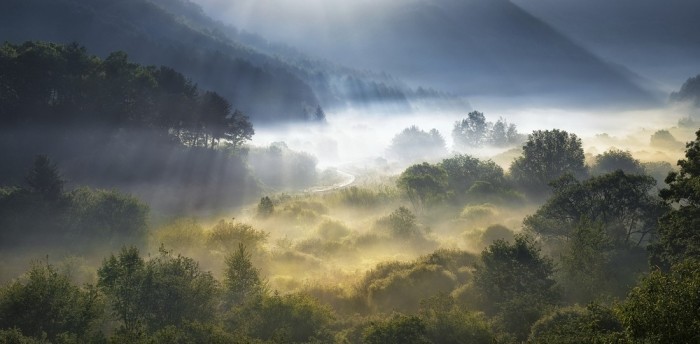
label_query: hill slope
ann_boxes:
[512,0,700,89]
[201,0,658,108]
[0,0,319,123]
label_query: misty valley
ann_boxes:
[2,0,700,343]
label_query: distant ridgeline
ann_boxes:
[0,41,259,213]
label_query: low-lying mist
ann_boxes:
[252,103,696,171]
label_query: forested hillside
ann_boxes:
[0,0,468,121]
[0,0,319,122]
[0,41,258,213]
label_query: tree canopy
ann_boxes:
[651,129,700,269]
[510,129,587,197]
[0,41,253,150]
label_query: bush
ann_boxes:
[317,219,351,241]
[363,314,430,344]
[243,293,334,343]
[206,220,268,253]
[529,304,623,343]
[460,204,497,222]
[151,218,205,254]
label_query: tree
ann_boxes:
[386,206,420,237]
[223,110,254,151]
[98,247,218,335]
[0,263,103,342]
[24,154,64,200]
[244,293,334,343]
[590,149,645,176]
[617,260,700,343]
[438,154,505,200]
[387,126,447,163]
[199,91,231,149]
[97,247,146,337]
[473,235,558,341]
[256,196,274,218]
[397,162,448,210]
[419,294,494,344]
[452,111,488,148]
[139,248,219,331]
[524,171,663,247]
[528,304,623,343]
[224,244,265,306]
[363,314,431,344]
[558,220,615,302]
[651,129,700,269]
[509,129,587,197]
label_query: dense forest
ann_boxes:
[1,117,699,342]
[0,41,258,213]
[2,0,700,342]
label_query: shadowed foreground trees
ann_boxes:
[651,129,700,269]
[0,156,149,251]
[0,263,103,343]
[472,235,559,341]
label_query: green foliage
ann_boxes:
[386,207,419,237]
[242,293,334,343]
[0,41,253,149]
[0,263,103,342]
[473,235,558,341]
[223,244,265,307]
[97,247,218,335]
[151,218,205,254]
[363,314,430,344]
[387,126,447,162]
[419,294,494,344]
[397,163,448,210]
[651,129,700,269]
[0,328,43,344]
[357,250,475,313]
[206,220,268,253]
[559,221,615,302]
[317,219,351,241]
[529,304,623,343]
[277,200,329,224]
[617,260,700,343]
[439,154,506,200]
[66,187,149,247]
[0,158,149,250]
[590,149,645,176]
[460,203,497,222]
[256,196,274,219]
[524,171,662,247]
[147,322,246,344]
[325,186,396,209]
[509,129,587,197]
